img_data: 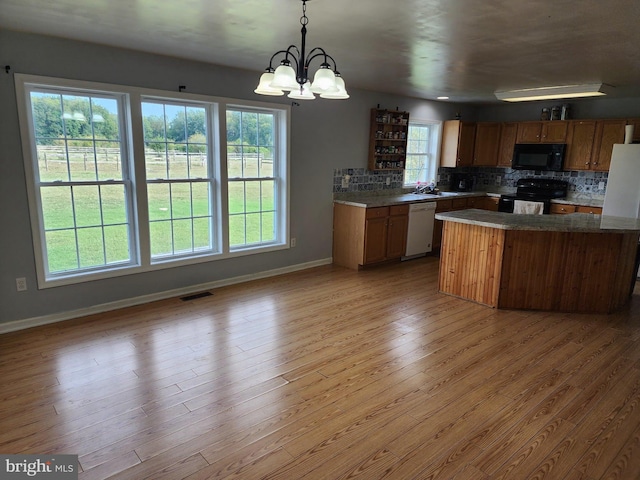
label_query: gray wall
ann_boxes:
[0,29,465,325]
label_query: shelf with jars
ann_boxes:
[368,108,410,171]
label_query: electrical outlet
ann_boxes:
[386,177,391,186]
[16,277,27,292]
[598,181,605,190]
[496,175,501,185]
[341,178,349,188]
[290,237,297,247]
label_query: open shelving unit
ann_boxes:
[368,108,410,171]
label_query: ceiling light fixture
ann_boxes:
[254,0,349,100]
[495,83,612,102]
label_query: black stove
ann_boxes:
[498,178,568,214]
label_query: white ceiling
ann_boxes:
[2,0,640,103]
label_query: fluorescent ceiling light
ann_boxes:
[495,83,612,102]
[437,96,449,100]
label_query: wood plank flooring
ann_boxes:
[1,256,640,479]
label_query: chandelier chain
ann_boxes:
[300,1,309,27]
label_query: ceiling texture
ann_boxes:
[2,0,640,103]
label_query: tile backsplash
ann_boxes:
[334,166,608,196]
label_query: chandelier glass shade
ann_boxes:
[254,0,349,100]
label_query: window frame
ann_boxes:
[403,120,443,187]
[15,74,290,289]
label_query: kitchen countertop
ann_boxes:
[333,190,604,209]
[333,191,493,208]
[435,209,640,233]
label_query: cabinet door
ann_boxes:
[440,120,476,167]
[541,121,568,142]
[497,122,518,167]
[484,196,499,211]
[565,121,596,170]
[473,123,501,166]
[458,122,476,166]
[591,120,626,171]
[386,214,408,259]
[516,122,543,143]
[363,217,388,264]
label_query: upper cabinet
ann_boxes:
[368,108,409,171]
[497,122,518,167]
[473,122,501,166]
[564,120,597,171]
[516,121,568,143]
[444,116,633,174]
[441,120,476,167]
[590,119,626,171]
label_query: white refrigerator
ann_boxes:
[602,144,640,278]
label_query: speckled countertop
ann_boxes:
[333,190,604,209]
[435,209,640,233]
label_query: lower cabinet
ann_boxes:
[550,204,603,215]
[333,203,409,269]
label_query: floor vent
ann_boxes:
[180,291,213,302]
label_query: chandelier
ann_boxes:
[254,0,349,100]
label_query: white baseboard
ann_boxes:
[0,258,333,334]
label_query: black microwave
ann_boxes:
[512,143,566,171]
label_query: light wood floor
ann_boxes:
[2,256,640,479]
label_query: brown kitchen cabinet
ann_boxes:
[497,122,518,167]
[468,196,499,211]
[564,120,597,171]
[516,121,568,144]
[473,122,501,166]
[576,205,603,214]
[440,120,476,167]
[550,204,577,214]
[368,108,410,171]
[333,203,409,269]
[591,119,626,171]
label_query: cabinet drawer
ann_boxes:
[550,204,576,214]
[365,207,390,219]
[451,198,469,210]
[436,199,453,212]
[576,206,602,214]
[390,204,410,216]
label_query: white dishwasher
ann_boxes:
[403,202,436,260]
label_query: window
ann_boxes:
[16,75,289,288]
[141,100,216,260]
[403,122,442,186]
[226,108,278,248]
[25,87,135,278]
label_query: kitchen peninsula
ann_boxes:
[436,210,640,313]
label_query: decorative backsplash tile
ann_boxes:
[333,166,608,196]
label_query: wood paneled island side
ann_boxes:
[436,210,640,313]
